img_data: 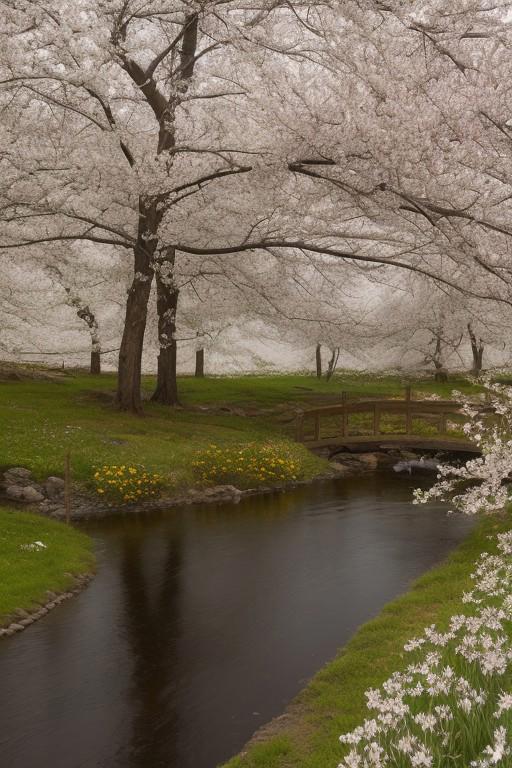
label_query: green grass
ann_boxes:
[0,373,329,488]
[0,506,95,626]
[222,512,510,768]
[0,370,481,492]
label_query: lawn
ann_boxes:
[222,512,510,768]
[0,506,95,627]
[0,369,481,492]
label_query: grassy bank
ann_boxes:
[222,512,511,768]
[0,507,95,627]
[0,370,480,493]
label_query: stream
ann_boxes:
[0,472,474,768]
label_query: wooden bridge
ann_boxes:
[295,388,479,454]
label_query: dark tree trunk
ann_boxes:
[90,349,101,375]
[116,200,157,413]
[195,347,205,378]
[316,343,322,378]
[152,337,178,405]
[432,334,448,382]
[151,251,179,405]
[116,15,199,413]
[325,347,340,381]
[467,323,484,376]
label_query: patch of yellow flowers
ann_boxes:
[93,464,163,504]
[191,442,304,488]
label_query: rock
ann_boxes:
[9,623,24,632]
[357,453,379,469]
[399,450,421,461]
[330,452,363,464]
[5,486,25,500]
[188,485,243,504]
[3,467,32,485]
[329,461,351,474]
[6,485,45,503]
[45,476,65,499]
[19,617,34,627]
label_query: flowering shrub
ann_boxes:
[338,531,512,768]
[93,464,163,504]
[338,378,512,767]
[414,379,512,515]
[191,442,304,488]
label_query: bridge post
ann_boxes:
[405,386,412,435]
[295,411,304,442]
[373,403,381,435]
[341,391,348,437]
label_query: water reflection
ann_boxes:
[120,529,184,768]
[0,473,474,768]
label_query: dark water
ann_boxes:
[0,473,473,768]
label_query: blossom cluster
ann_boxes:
[93,464,163,504]
[414,380,512,515]
[338,531,512,768]
[191,442,303,488]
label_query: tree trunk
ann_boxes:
[468,323,484,376]
[152,337,178,405]
[316,343,322,378]
[151,250,179,405]
[90,349,101,375]
[432,334,448,382]
[195,347,205,378]
[63,287,103,377]
[116,200,158,413]
[325,347,340,381]
[115,16,199,413]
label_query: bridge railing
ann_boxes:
[295,387,465,445]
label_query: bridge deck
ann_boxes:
[305,434,479,453]
[295,389,479,454]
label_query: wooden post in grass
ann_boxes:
[64,451,71,524]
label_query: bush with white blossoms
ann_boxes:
[338,532,512,768]
[338,379,512,767]
[414,379,512,516]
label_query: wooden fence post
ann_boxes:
[64,451,71,524]
[373,403,380,435]
[405,386,412,435]
[295,412,304,442]
[341,391,348,437]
